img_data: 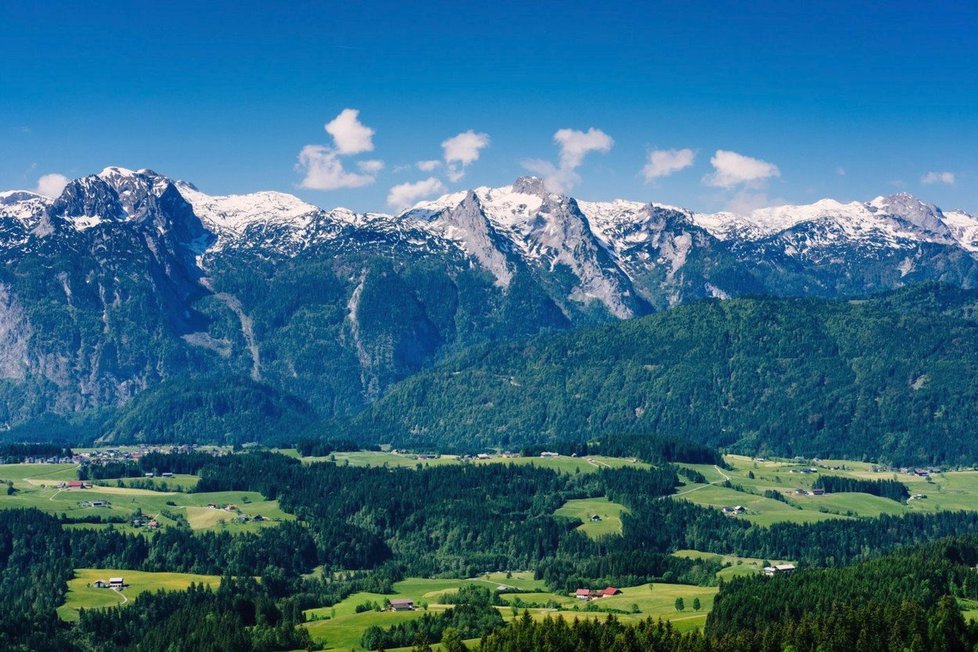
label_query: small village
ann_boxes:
[574,586,623,601]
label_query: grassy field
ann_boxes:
[959,599,978,623]
[672,455,978,526]
[112,473,200,491]
[303,574,715,650]
[58,568,222,621]
[0,463,291,533]
[554,496,629,538]
[672,549,794,581]
[298,450,650,475]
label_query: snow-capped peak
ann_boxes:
[867,192,950,237]
[0,190,50,223]
[174,181,320,234]
[98,165,137,179]
[511,175,549,196]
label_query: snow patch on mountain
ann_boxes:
[0,191,49,225]
[942,210,978,252]
[175,181,319,236]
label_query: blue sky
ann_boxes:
[2,1,977,213]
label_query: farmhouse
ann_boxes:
[93,580,108,588]
[575,589,593,600]
[540,451,559,457]
[109,577,125,589]
[601,587,621,597]
[763,564,796,577]
[60,481,91,490]
[590,514,602,522]
[811,488,825,496]
[389,599,415,611]
[722,505,746,515]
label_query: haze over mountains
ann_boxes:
[2,166,978,455]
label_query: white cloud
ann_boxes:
[836,167,847,176]
[522,127,613,193]
[416,159,441,172]
[441,130,490,181]
[921,171,955,185]
[324,108,375,155]
[296,109,382,191]
[34,173,69,198]
[442,130,490,166]
[358,159,385,174]
[705,149,780,188]
[296,145,375,191]
[642,148,694,182]
[387,177,447,211]
[554,128,613,169]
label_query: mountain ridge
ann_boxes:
[3,166,978,443]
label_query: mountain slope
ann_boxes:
[2,167,978,443]
[336,284,978,465]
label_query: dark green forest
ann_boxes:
[812,475,910,502]
[338,284,978,465]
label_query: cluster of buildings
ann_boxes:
[17,453,74,464]
[574,587,622,600]
[79,445,201,466]
[721,505,746,515]
[389,598,415,611]
[58,480,92,490]
[131,515,160,529]
[793,488,825,497]
[205,502,267,523]
[92,577,126,590]
[9,445,209,467]
[900,467,940,478]
[763,564,796,577]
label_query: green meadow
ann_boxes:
[674,455,978,526]
[303,573,716,650]
[554,496,629,538]
[0,463,291,533]
[672,550,794,582]
[58,568,222,621]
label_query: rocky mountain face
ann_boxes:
[1,167,977,437]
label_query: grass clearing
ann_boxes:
[58,568,222,621]
[554,496,628,538]
[672,549,794,581]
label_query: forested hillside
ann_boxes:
[339,285,978,464]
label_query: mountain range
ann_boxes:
[1,166,978,448]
